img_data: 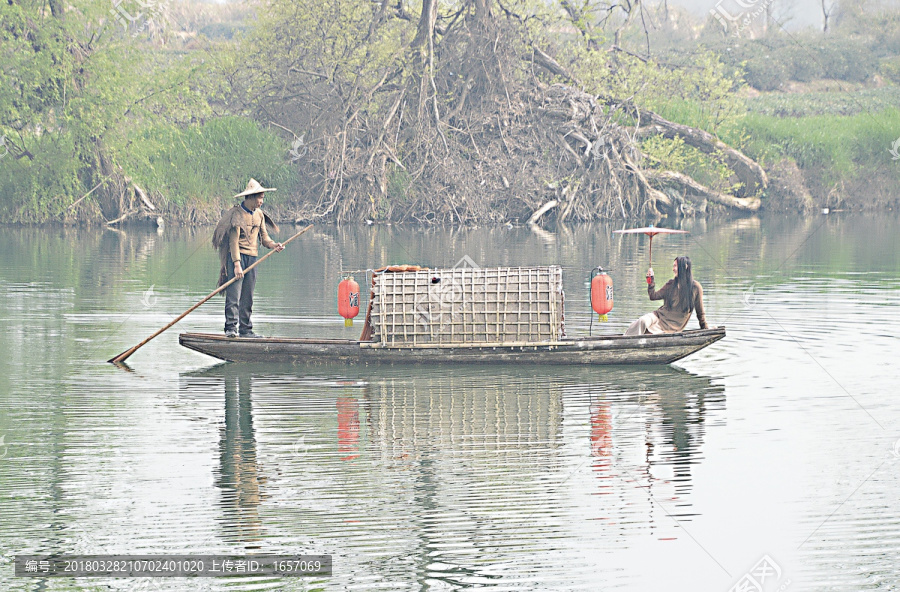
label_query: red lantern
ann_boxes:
[338,277,360,327]
[591,271,613,321]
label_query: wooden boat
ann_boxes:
[178,326,725,365]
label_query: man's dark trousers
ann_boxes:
[225,253,258,334]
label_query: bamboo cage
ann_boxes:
[370,266,566,345]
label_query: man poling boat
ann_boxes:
[212,178,284,339]
[107,213,312,365]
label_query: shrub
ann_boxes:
[744,54,789,91]
[783,46,823,83]
[0,133,84,222]
[705,37,881,90]
[880,56,900,84]
[117,117,301,206]
[817,39,877,82]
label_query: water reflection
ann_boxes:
[337,396,360,461]
[576,367,726,527]
[216,370,266,547]
[179,363,724,589]
[4,214,897,590]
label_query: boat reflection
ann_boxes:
[180,362,724,569]
[570,366,725,527]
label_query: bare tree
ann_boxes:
[821,0,836,32]
[411,0,438,49]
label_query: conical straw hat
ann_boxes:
[234,178,277,199]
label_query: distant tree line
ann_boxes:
[1,0,898,223]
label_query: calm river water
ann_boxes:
[0,214,898,591]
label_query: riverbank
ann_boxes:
[2,127,896,228]
[738,94,900,212]
[3,0,899,226]
[4,96,898,227]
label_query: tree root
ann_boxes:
[254,23,768,225]
[527,199,558,224]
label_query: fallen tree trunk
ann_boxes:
[646,170,761,211]
[530,49,768,203]
[634,119,767,196]
[527,199,558,224]
[530,47,581,85]
[106,209,139,226]
[132,182,155,211]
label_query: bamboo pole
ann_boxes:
[108,225,313,364]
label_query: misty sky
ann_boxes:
[674,0,900,30]
[197,0,900,32]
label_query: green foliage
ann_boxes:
[568,48,747,137]
[738,108,900,184]
[880,56,900,84]
[640,135,739,193]
[711,36,882,91]
[0,0,234,220]
[0,1,110,221]
[0,133,83,222]
[239,0,407,103]
[117,117,301,205]
[831,4,900,56]
[0,3,73,130]
[782,46,822,83]
[817,39,878,82]
[386,168,412,204]
[745,59,788,92]
[714,41,790,91]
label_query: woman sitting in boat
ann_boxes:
[624,256,707,336]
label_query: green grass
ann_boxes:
[649,92,900,188]
[0,116,303,222]
[651,98,740,136]
[118,116,302,206]
[735,108,900,183]
[745,87,900,117]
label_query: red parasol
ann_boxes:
[613,225,689,268]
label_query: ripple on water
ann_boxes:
[2,218,900,591]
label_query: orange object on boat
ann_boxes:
[591,271,613,321]
[373,264,426,273]
[338,277,360,327]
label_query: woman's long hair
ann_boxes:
[672,256,694,313]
